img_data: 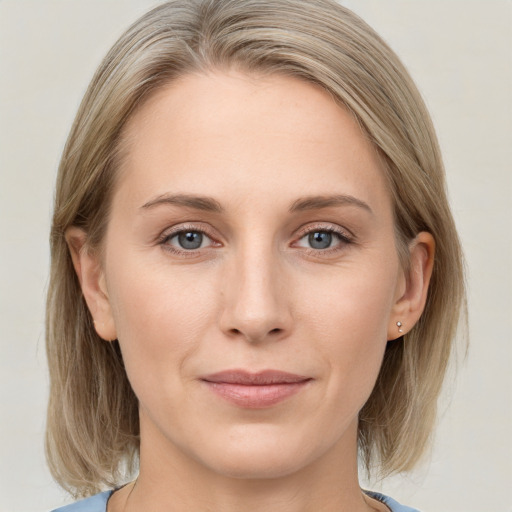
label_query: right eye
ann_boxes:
[163,230,214,251]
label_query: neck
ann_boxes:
[111,417,378,512]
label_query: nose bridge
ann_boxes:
[220,236,290,342]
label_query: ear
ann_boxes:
[388,232,435,340]
[65,226,117,342]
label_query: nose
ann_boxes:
[218,244,293,343]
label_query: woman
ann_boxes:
[46,0,465,511]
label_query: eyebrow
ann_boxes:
[140,193,224,213]
[289,194,373,215]
[140,193,372,215]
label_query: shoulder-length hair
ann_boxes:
[46,0,465,498]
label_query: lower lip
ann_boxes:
[203,381,310,409]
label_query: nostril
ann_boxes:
[227,327,282,340]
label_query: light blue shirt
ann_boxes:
[50,491,111,511]
[51,490,420,511]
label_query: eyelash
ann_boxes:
[293,224,354,256]
[157,224,220,257]
[157,223,354,257]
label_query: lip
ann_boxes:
[200,370,312,409]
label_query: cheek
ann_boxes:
[307,264,396,342]
[104,254,219,392]
[303,262,398,397]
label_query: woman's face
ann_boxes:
[89,71,411,479]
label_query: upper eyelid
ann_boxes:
[158,222,218,240]
[165,230,213,243]
[293,230,349,248]
[294,222,354,240]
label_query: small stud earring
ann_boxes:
[397,321,403,333]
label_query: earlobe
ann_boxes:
[388,232,435,340]
[65,227,117,342]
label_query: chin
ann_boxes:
[194,425,326,480]
[209,451,308,480]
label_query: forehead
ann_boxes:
[115,70,391,216]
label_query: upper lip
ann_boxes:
[201,369,311,385]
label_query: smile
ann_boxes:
[201,370,312,409]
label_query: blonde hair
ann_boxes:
[46,0,465,498]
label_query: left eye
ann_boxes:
[165,231,212,250]
[296,230,343,250]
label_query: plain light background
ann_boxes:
[0,1,510,511]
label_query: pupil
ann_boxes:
[178,231,203,249]
[309,231,332,249]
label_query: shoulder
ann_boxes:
[50,491,113,512]
[364,490,421,512]
[50,489,418,512]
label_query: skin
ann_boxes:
[67,71,434,512]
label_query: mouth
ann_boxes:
[200,369,312,408]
